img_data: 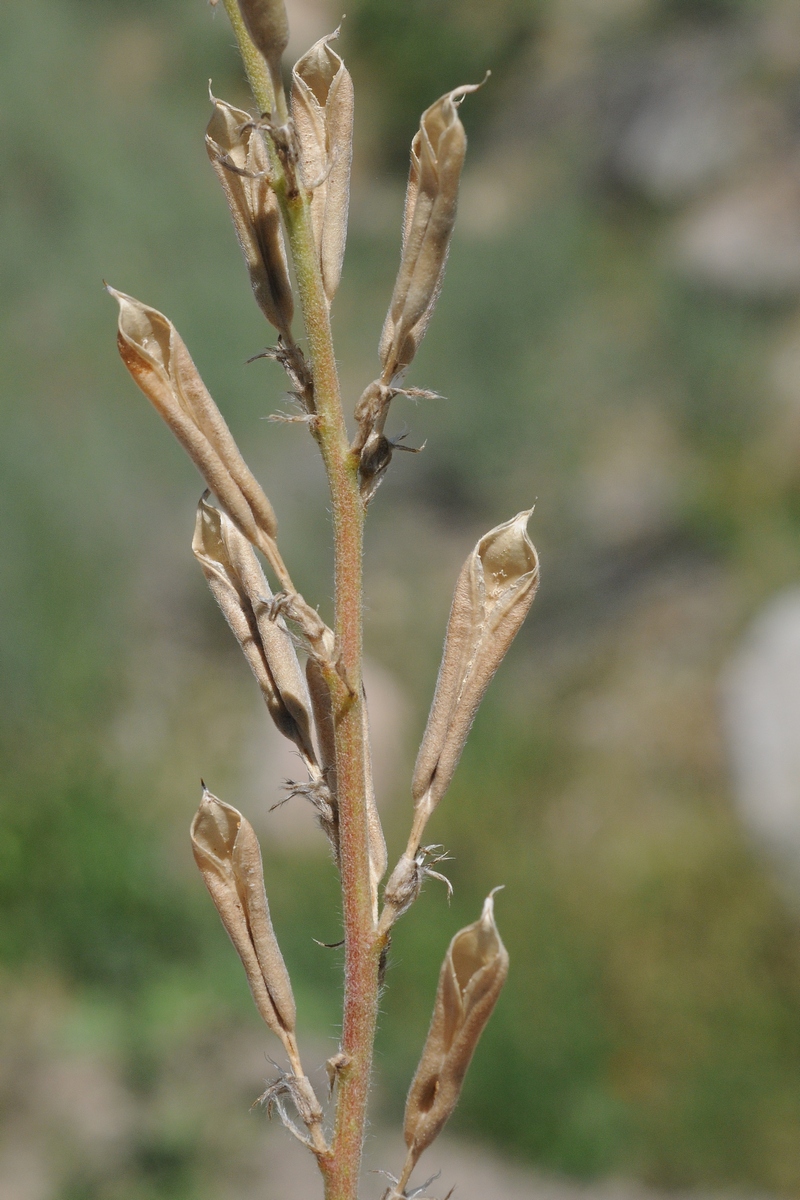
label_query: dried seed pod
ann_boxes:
[362,685,387,924]
[306,656,337,799]
[303,662,386,898]
[109,287,280,565]
[412,511,538,823]
[235,0,289,98]
[206,96,294,333]
[191,787,296,1037]
[404,892,509,1166]
[193,496,317,767]
[304,657,339,856]
[291,31,354,302]
[379,84,480,381]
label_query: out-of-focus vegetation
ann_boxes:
[346,0,542,167]
[5,0,800,1196]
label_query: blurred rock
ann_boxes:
[578,407,690,548]
[0,968,776,1200]
[458,155,540,238]
[674,165,800,298]
[0,981,133,1200]
[722,588,800,890]
[0,1140,51,1200]
[604,36,772,205]
[571,564,730,777]
[770,321,800,414]
[759,0,800,73]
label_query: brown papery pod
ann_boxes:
[191,788,296,1037]
[109,288,279,562]
[362,686,387,924]
[412,511,538,823]
[236,0,289,98]
[404,891,509,1166]
[291,31,354,302]
[206,96,294,334]
[306,657,337,798]
[192,497,317,767]
[379,84,480,381]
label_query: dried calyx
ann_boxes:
[361,683,388,924]
[403,891,509,1175]
[380,83,482,383]
[412,510,539,828]
[108,287,286,582]
[191,787,297,1041]
[193,496,340,849]
[193,498,316,761]
[306,656,337,799]
[382,511,537,931]
[355,82,482,497]
[191,788,326,1145]
[291,30,353,304]
[206,94,294,337]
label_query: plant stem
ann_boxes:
[224,11,382,1197]
[281,180,379,1200]
[221,0,276,115]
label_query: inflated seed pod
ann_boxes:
[235,0,289,98]
[404,892,509,1167]
[206,96,294,334]
[379,84,480,381]
[306,656,337,798]
[191,787,296,1038]
[362,685,387,924]
[291,31,354,303]
[108,288,279,565]
[304,655,340,855]
[192,497,317,769]
[412,511,538,822]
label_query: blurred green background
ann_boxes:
[5,0,800,1197]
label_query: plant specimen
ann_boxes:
[108,2,539,1197]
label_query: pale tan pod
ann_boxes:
[191,788,296,1038]
[291,31,354,302]
[235,0,289,96]
[401,138,421,251]
[388,122,461,368]
[231,813,296,1031]
[192,497,284,725]
[206,96,294,333]
[218,508,317,764]
[361,685,387,924]
[306,656,337,799]
[379,85,479,380]
[412,511,539,820]
[109,288,279,555]
[192,497,316,765]
[404,892,509,1165]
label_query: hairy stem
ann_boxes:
[282,183,378,1200]
[225,11,381,1197]
[222,0,276,116]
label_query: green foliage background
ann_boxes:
[3,0,800,1196]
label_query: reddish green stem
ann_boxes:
[282,194,381,1200]
[226,11,383,1196]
